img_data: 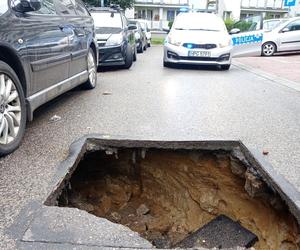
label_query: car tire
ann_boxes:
[144,43,147,51]
[163,61,172,68]
[133,46,137,62]
[0,61,26,156]
[124,46,133,69]
[148,42,151,48]
[262,42,276,57]
[82,48,97,89]
[220,64,231,70]
[138,43,143,54]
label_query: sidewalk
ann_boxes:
[234,53,300,85]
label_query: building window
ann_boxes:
[147,10,153,20]
[167,10,175,21]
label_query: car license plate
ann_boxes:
[188,50,211,57]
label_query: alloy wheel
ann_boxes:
[263,43,275,56]
[87,51,96,87]
[0,73,22,145]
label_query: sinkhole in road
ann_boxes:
[53,147,299,249]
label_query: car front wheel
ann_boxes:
[0,61,26,156]
[82,48,97,89]
[220,64,231,70]
[124,46,133,69]
[262,42,276,56]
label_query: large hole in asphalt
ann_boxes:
[52,148,299,249]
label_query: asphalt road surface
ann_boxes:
[1,46,300,249]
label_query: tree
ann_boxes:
[110,0,135,9]
[82,0,135,9]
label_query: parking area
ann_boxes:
[235,53,300,84]
[1,45,300,249]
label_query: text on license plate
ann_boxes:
[188,50,211,57]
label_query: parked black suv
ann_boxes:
[0,0,98,156]
[89,7,137,68]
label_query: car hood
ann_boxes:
[95,27,122,40]
[169,29,229,44]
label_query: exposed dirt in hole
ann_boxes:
[59,149,300,249]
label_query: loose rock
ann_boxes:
[137,204,150,216]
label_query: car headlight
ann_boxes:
[166,36,182,46]
[106,34,123,46]
[219,38,231,48]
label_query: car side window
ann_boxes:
[29,0,57,15]
[74,0,90,16]
[286,20,300,32]
[54,0,76,16]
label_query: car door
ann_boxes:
[19,0,70,95]
[230,15,264,58]
[123,16,135,52]
[278,19,300,52]
[54,0,88,77]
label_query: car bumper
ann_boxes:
[163,43,232,65]
[99,44,126,66]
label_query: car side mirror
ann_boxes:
[229,28,241,35]
[281,27,290,33]
[11,0,41,13]
[128,24,137,31]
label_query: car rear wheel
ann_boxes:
[133,46,137,62]
[144,43,147,51]
[262,42,276,56]
[83,48,97,89]
[0,61,26,156]
[138,42,143,53]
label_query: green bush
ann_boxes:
[225,18,255,33]
[224,19,235,32]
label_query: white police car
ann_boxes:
[163,12,263,70]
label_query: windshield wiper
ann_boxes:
[175,28,186,30]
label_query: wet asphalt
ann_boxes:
[0,46,300,248]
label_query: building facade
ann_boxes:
[126,0,190,29]
[126,0,300,30]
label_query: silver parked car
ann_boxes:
[163,12,232,70]
[262,17,300,56]
[163,12,265,70]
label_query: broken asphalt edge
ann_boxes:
[7,134,300,249]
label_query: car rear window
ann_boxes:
[0,1,8,15]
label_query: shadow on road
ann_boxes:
[165,63,225,71]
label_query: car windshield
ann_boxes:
[91,12,122,28]
[0,1,8,15]
[173,14,226,32]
